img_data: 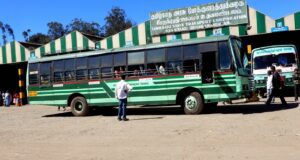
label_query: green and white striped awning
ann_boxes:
[275,12,300,30]
[33,30,95,57]
[0,41,31,64]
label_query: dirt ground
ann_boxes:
[0,97,300,160]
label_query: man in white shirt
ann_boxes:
[115,74,132,121]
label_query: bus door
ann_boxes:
[201,52,217,84]
[39,62,54,105]
[199,42,218,84]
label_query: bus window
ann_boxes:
[218,42,232,70]
[167,46,182,74]
[88,56,100,80]
[114,52,126,78]
[53,60,64,83]
[76,57,88,81]
[101,55,113,79]
[88,69,100,80]
[183,45,199,73]
[101,67,113,78]
[29,63,38,85]
[101,55,113,67]
[128,51,145,77]
[64,59,75,81]
[114,66,125,78]
[40,62,51,85]
[146,49,165,75]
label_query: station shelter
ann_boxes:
[0,1,299,104]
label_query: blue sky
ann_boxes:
[0,0,299,42]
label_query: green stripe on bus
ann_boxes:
[101,82,115,97]
[40,46,45,57]
[107,37,113,49]
[295,12,300,29]
[205,29,213,37]
[256,11,266,33]
[275,18,285,27]
[29,100,67,105]
[10,42,16,62]
[222,26,230,35]
[145,21,152,44]
[20,46,26,61]
[238,24,247,36]
[71,31,77,51]
[83,36,89,50]
[119,31,126,47]
[132,26,139,45]
[160,35,167,42]
[175,33,182,40]
[189,31,197,39]
[60,36,67,53]
[50,41,56,54]
[2,45,7,64]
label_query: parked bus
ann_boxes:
[27,35,251,116]
[251,45,299,96]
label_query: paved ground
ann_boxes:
[0,97,299,160]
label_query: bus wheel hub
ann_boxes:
[185,96,197,110]
[75,102,83,111]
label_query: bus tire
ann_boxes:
[70,96,89,116]
[182,92,204,114]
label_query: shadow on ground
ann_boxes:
[204,103,298,114]
[42,102,299,118]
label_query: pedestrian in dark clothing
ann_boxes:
[266,66,287,106]
[293,68,300,101]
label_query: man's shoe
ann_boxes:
[123,118,129,121]
[118,118,122,121]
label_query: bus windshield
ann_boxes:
[254,53,296,69]
[231,38,244,69]
[230,38,249,76]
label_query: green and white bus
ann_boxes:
[27,35,250,116]
[251,45,299,96]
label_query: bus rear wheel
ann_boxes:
[70,97,89,116]
[182,92,204,114]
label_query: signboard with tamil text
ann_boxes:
[150,0,248,36]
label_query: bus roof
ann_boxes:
[28,35,234,63]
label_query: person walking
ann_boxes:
[4,90,11,107]
[293,68,300,101]
[115,74,132,121]
[266,70,274,103]
[266,66,287,106]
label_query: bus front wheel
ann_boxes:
[70,97,89,116]
[182,92,204,114]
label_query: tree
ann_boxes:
[5,24,14,40]
[28,33,51,44]
[104,7,135,37]
[22,29,31,42]
[0,21,15,45]
[66,18,102,36]
[47,21,66,40]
